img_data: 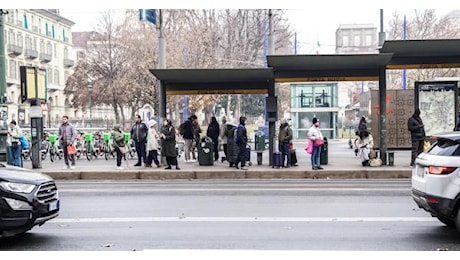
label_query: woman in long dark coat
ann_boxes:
[160,119,180,170]
[206,116,220,161]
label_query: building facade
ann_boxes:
[3,9,75,127]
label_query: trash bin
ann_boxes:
[254,131,265,151]
[198,137,214,166]
[0,129,8,163]
[320,137,328,165]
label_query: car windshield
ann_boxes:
[428,138,460,156]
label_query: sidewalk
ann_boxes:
[32,139,413,180]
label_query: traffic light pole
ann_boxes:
[0,10,8,106]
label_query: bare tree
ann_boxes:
[387,10,460,89]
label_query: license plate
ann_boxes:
[49,200,59,211]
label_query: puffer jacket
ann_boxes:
[147,120,160,151]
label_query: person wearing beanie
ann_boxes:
[308,117,324,170]
[145,119,161,168]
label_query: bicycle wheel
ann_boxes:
[50,151,55,162]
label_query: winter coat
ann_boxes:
[130,121,148,143]
[147,120,160,151]
[226,124,239,163]
[408,115,425,141]
[308,125,323,141]
[182,120,194,140]
[160,125,177,157]
[278,124,293,144]
[111,125,125,147]
[58,122,76,146]
[206,120,220,143]
[219,123,228,144]
[236,124,248,147]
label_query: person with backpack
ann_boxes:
[181,115,197,163]
[206,116,220,162]
[234,116,248,170]
[111,124,126,170]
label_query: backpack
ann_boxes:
[20,135,29,149]
[179,122,186,135]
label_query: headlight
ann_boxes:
[4,198,32,210]
[0,182,36,194]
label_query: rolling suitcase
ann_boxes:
[272,152,283,168]
[290,150,298,166]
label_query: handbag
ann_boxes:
[67,145,76,155]
[314,139,324,147]
[305,139,313,154]
[119,146,128,154]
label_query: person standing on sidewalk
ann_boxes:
[58,116,76,170]
[408,107,425,166]
[181,115,197,162]
[278,118,293,168]
[308,117,324,170]
[130,115,148,167]
[219,116,228,163]
[7,120,23,167]
[160,119,180,170]
[206,116,220,162]
[145,119,161,168]
[234,116,248,170]
[111,124,126,170]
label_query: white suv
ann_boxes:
[412,132,460,231]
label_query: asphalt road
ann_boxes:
[1,179,459,251]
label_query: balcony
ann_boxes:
[63,58,75,67]
[47,84,59,91]
[24,49,38,60]
[32,26,39,33]
[63,36,69,43]
[39,53,52,63]
[16,20,23,27]
[7,44,22,56]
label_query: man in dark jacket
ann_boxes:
[130,115,149,166]
[278,119,293,168]
[182,115,197,162]
[206,116,220,161]
[408,108,425,166]
[235,116,248,170]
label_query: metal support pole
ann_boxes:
[267,9,276,166]
[158,9,167,119]
[0,10,8,105]
[378,66,387,165]
[378,9,386,48]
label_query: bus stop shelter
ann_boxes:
[151,39,460,166]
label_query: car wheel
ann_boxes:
[437,216,456,228]
[456,208,460,232]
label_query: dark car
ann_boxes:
[0,162,59,238]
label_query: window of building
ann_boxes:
[64,47,69,59]
[16,33,23,48]
[342,35,349,47]
[354,35,360,46]
[365,35,372,46]
[54,69,60,85]
[47,68,53,84]
[23,14,28,29]
[39,40,45,53]
[54,43,58,58]
[38,18,41,33]
[8,60,17,79]
[46,42,52,56]
[25,35,31,49]
[33,37,37,50]
[64,71,69,83]
[8,30,15,45]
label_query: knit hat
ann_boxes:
[312,117,318,124]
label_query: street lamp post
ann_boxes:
[88,80,92,127]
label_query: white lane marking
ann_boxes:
[50,217,437,223]
[57,188,410,192]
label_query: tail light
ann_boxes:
[428,166,457,175]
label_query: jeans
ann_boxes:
[280,142,291,167]
[134,141,146,165]
[184,138,193,161]
[61,143,75,166]
[8,145,22,167]
[311,145,321,169]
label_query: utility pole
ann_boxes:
[158,9,167,119]
[0,10,8,108]
[267,9,276,166]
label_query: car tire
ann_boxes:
[437,216,456,228]
[456,208,460,232]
